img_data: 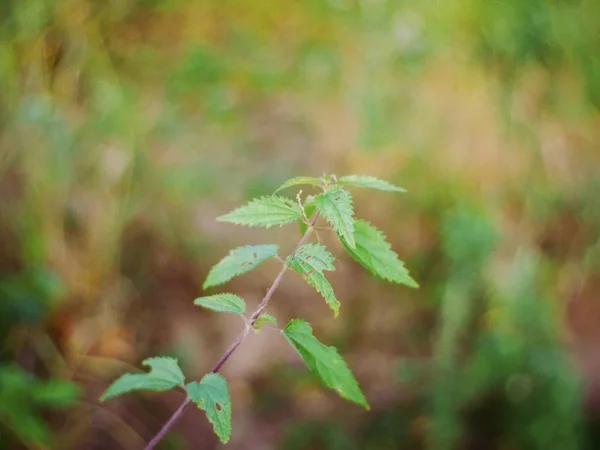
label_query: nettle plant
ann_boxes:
[100,174,417,449]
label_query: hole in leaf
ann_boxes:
[305,255,312,260]
[253,252,258,258]
[215,402,222,411]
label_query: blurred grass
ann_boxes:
[1,0,600,449]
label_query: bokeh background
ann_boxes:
[2,0,600,449]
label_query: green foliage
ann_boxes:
[339,219,418,288]
[338,175,406,192]
[100,173,416,445]
[314,186,356,248]
[217,196,303,228]
[204,244,279,288]
[194,293,246,315]
[299,200,318,236]
[0,364,79,447]
[288,243,335,272]
[186,373,232,444]
[283,319,369,409]
[287,244,339,316]
[100,357,185,402]
[253,313,278,330]
[274,176,323,193]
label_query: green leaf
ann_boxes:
[283,319,369,409]
[274,176,322,193]
[186,373,232,443]
[287,243,339,315]
[100,357,185,402]
[217,196,303,228]
[339,175,405,192]
[287,243,335,272]
[314,186,355,248]
[194,293,246,314]
[204,244,279,288]
[339,219,418,288]
[299,198,317,236]
[253,313,278,330]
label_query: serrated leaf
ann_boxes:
[217,196,303,228]
[253,313,278,330]
[339,175,406,192]
[339,219,418,288]
[204,244,279,288]
[287,244,339,316]
[274,176,322,193]
[287,243,335,272]
[314,186,355,248]
[194,293,246,314]
[186,374,231,443]
[100,357,185,402]
[283,319,369,409]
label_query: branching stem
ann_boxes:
[143,213,320,450]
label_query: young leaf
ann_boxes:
[204,244,279,288]
[338,175,406,192]
[217,196,303,228]
[274,176,322,193]
[287,243,335,272]
[283,319,369,409]
[298,197,317,236]
[253,313,278,330]
[194,293,246,315]
[287,244,339,316]
[339,219,418,288]
[100,357,185,402]
[314,186,355,248]
[186,374,232,443]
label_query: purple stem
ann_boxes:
[143,213,319,450]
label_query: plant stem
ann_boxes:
[143,213,320,449]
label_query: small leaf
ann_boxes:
[100,357,185,402]
[339,219,418,288]
[287,243,335,272]
[274,176,322,193]
[217,196,303,228]
[314,186,355,248]
[186,374,232,443]
[339,175,405,192]
[194,293,246,314]
[287,244,339,316]
[283,319,369,409]
[299,198,317,236]
[204,244,279,288]
[253,313,278,330]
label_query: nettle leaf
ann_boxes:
[217,196,303,228]
[204,244,279,288]
[186,374,231,443]
[339,175,405,192]
[339,219,418,288]
[274,176,322,193]
[253,313,278,330]
[100,357,185,402]
[283,319,369,409]
[287,243,335,272]
[194,293,246,314]
[314,186,355,248]
[287,244,339,316]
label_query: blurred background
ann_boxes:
[1,0,600,449]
